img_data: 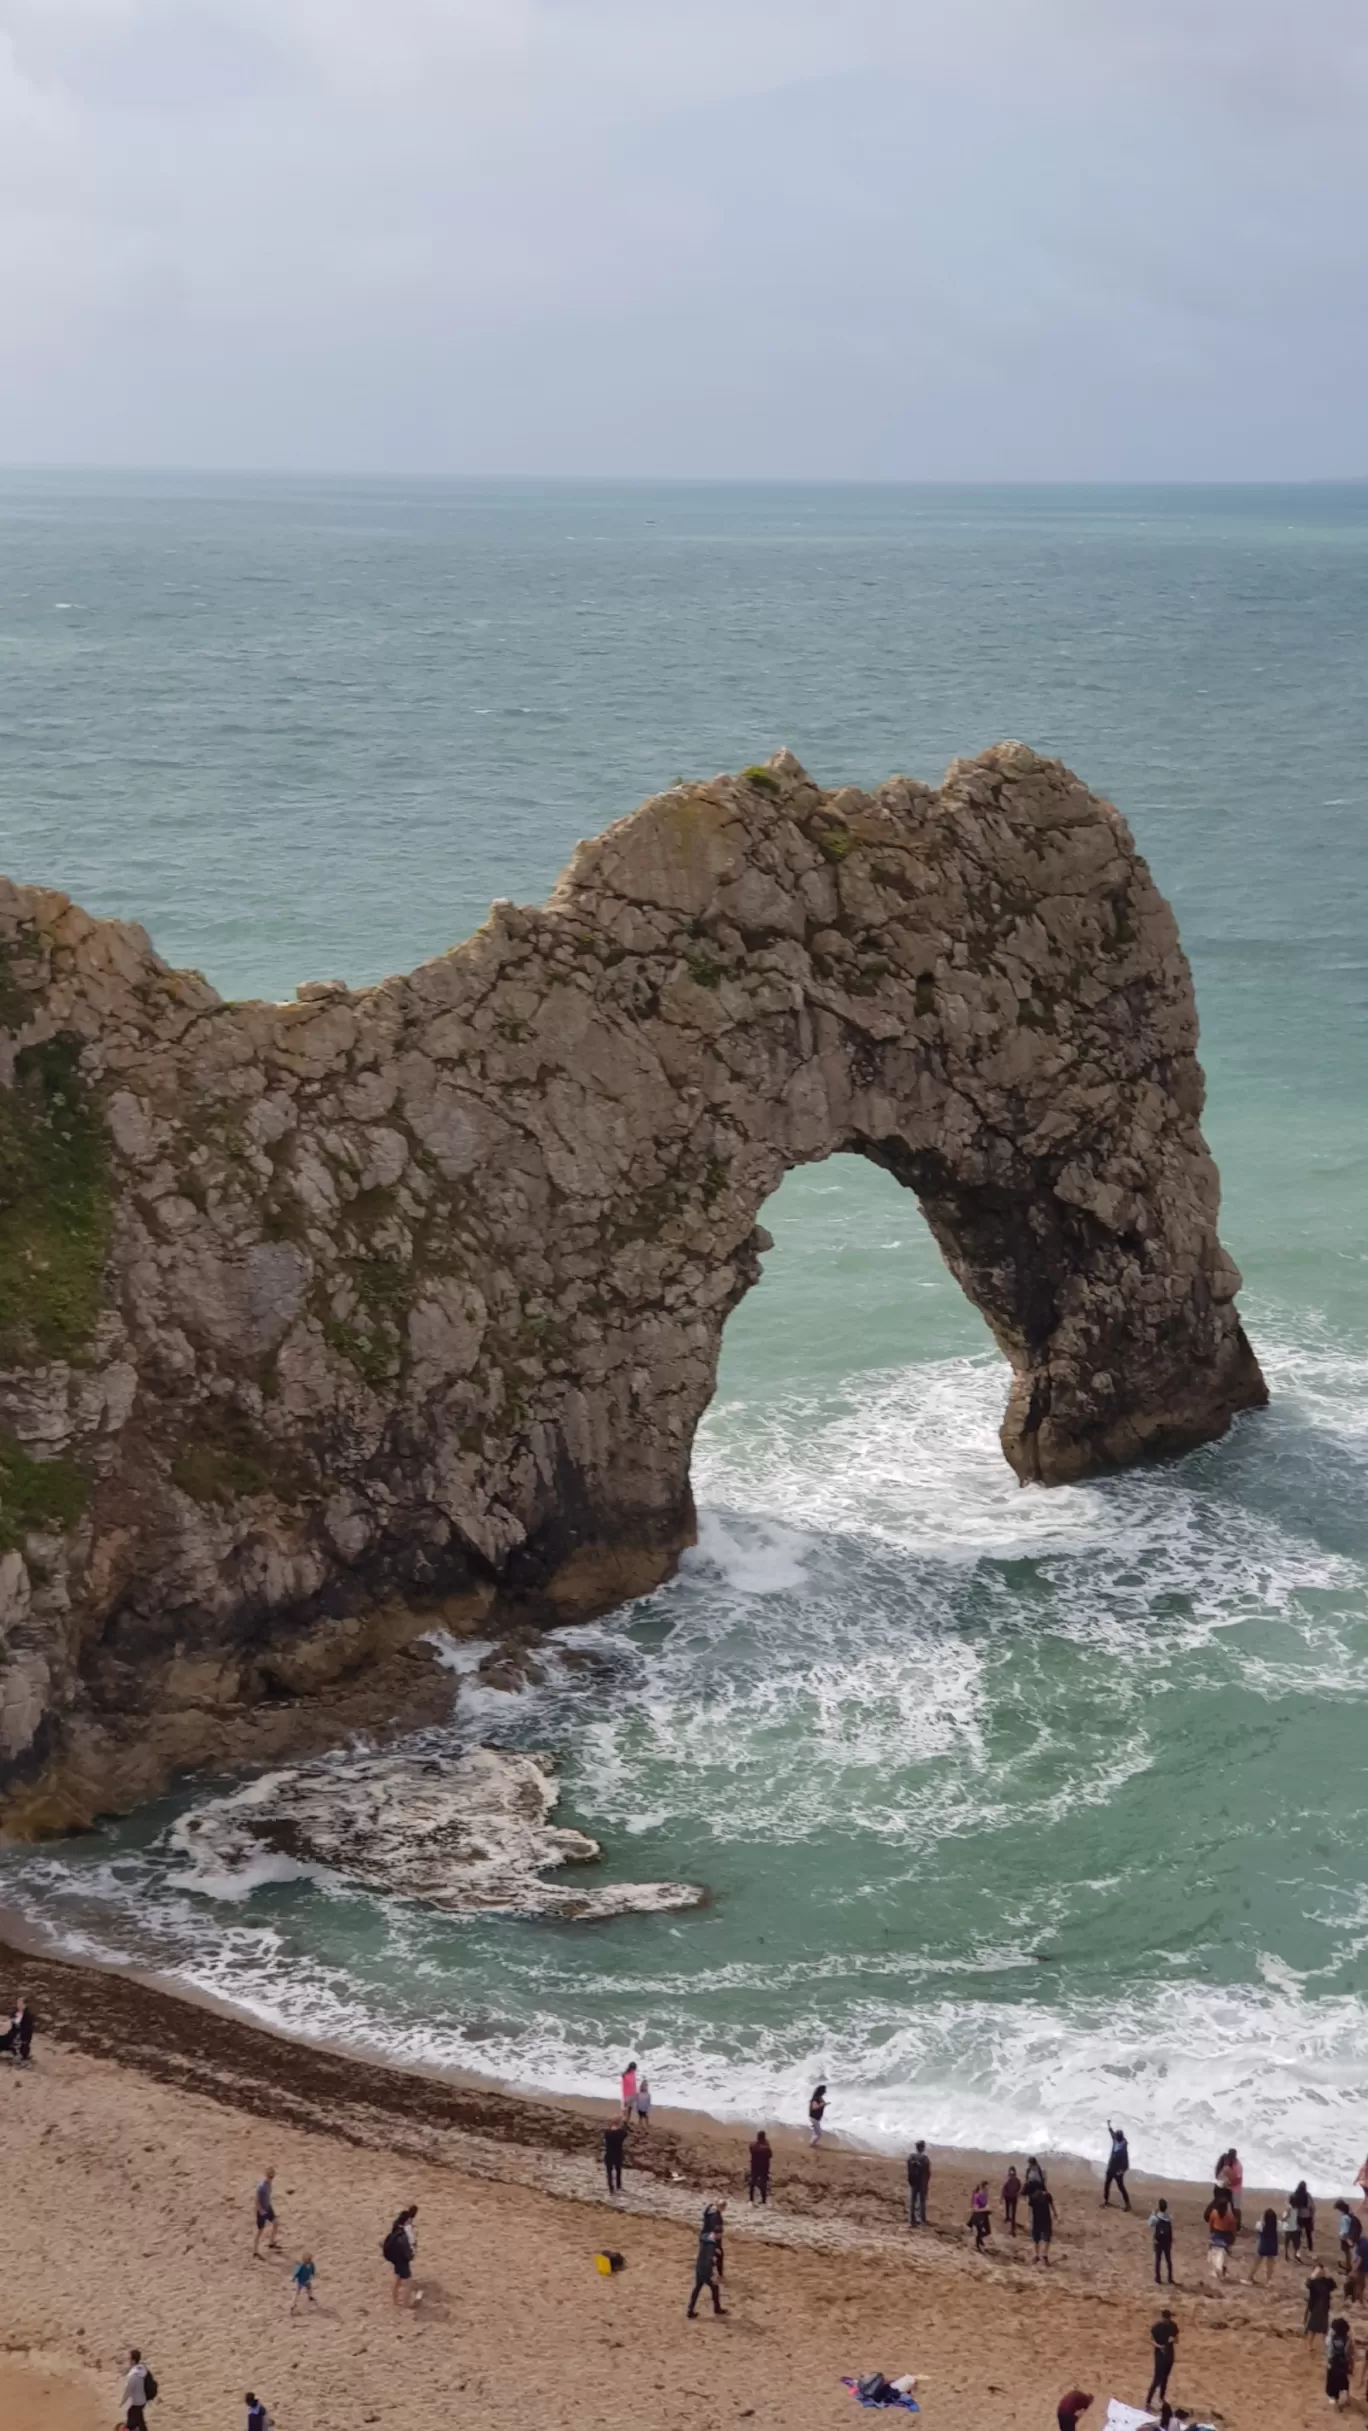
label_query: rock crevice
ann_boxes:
[0,745,1265,1828]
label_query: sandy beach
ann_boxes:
[0,1933,1355,2431]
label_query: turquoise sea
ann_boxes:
[1,475,1366,2188]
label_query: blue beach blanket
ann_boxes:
[842,2379,920,2413]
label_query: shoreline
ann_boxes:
[0,1919,1336,2220]
[2,1926,1352,2431]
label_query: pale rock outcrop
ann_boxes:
[0,746,1266,1829]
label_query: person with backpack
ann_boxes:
[245,2397,272,2431]
[906,2140,930,2226]
[1148,2197,1175,2284]
[120,2349,156,2430]
[748,2129,772,2205]
[383,2206,419,2309]
[1326,2315,1355,2408]
[1145,2309,1178,2409]
[1102,2120,1131,2210]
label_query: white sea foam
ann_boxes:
[2,1305,1365,2197]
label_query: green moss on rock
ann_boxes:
[0,1038,112,1366]
[0,1434,88,1552]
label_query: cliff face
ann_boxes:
[0,745,1266,1829]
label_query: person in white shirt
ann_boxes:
[121,2349,150,2430]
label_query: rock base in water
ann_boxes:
[168,1744,704,1919]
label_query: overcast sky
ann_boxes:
[1,0,1365,479]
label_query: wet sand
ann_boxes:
[0,1932,1353,2429]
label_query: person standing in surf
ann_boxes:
[1102,2120,1131,2209]
[808,2083,827,2147]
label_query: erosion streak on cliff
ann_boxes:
[0,746,1266,1828]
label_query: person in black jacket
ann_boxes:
[687,2228,725,2316]
[748,2131,772,2204]
[907,2140,930,2226]
[1146,2309,1178,2409]
[1103,2121,1131,2210]
[603,2118,629,2194]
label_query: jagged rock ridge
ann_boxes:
[0,745,1266,1829]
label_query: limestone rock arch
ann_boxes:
[0,745,1265,1825]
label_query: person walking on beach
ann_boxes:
[1250,2206,1279,2284]
[1293,2180,1317,2254]
[1002,2162,1021,2235]
[701,2197,726,2279]
[1149,2197,1175,2284]
[1145,2309,1178,2411]
[808,2083,828,2146]
[634,2071,652,2127]
[383,2206,420,2309]
[620,2060,638,2120]
[119,2350,152,2431]
[969,2180,992,2250]
[603,2116,629,2195]
[1307,2261,1338,2341]
[907,2140,930,2226]
[748,2130,772,2205]
[290,2254,318,2315]
[253,2167,280,2257]
[245,2397,272,2431]
[687,2227,725,2317]
[1103,2121,1132,2210]
[1203,2186,1237,2279]
[1029,2179,1058,2265]
[1326,2315,1355,2409]
[1056,2389,1093,2431]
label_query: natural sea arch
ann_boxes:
[0,744,1265,1826]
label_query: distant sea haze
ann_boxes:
[2,474,1366,2187]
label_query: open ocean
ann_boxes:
[1,473,1366,2190]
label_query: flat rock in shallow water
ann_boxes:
[167,1745,704,1919]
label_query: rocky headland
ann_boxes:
[0,745,1266,1829]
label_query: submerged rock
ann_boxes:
[0,746,1266,1828]
[168,1745,704,1919]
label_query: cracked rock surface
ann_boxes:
[0,745,1266,1829]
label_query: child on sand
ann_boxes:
[634,2071,652,2125]
[290,2255,317,2314]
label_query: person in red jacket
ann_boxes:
[1057,2392,1093,2431]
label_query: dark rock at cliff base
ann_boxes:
[0,743,1266,1828]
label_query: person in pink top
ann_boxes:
[620,2060,638,2119]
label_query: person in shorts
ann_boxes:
[253,2168,280,2257]
[1029,2181,1058,2264]
[290,2254,317,2314]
